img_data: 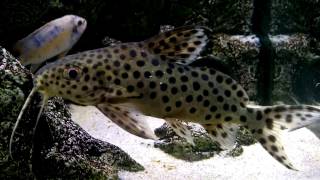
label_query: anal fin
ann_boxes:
[165,118,195,146]
[97,104,157,140]
[202,123,239,150]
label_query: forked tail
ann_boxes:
[246,105,320,170]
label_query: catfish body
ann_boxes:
[14,26,320,170]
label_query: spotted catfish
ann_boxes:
[11,26,320,170]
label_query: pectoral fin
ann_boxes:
[97,104,157,140]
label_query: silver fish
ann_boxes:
[14,14,87,68]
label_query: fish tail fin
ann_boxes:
[143,25,212,65]
[12,43,26,65]
[246,105,320,170]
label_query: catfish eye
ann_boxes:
[63,67,81,80]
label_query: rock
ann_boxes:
[271,0,320,38]
[0,47,35,179]
[271,34,320,103]
[154,123,220,161]
[184,0,253,34]
[154,123,256,161]
[0,47,143,179]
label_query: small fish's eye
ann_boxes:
[63,67,81,80]
[69,69,78,79]
[77,20,83,26]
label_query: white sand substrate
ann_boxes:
[70,105,320,180]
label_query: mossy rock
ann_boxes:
[0,47,143,179]
[154,123,256,161]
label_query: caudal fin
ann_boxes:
[247,105,320,170]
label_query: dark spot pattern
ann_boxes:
[259,138,266,144]
[231,105,237,112]
[216,75,223,83]
[133,71,140,79]
[268,135,276,142]
[181,85,188,92]
[160,83,168,91]
[193,82,200,91]
[130,50,137,57]
[150,92,157,99]
[169,77,176,84]
[189,107,196,114]
[152,59,160,66]
[136,60,145,67]
[271,145,278,152]
[175,101,182,108]
[224,116,232,121]
[266,118,273,129]
[127,85,134,92]
[149,81,156,89]
[256,111,263,121]
[240,116,247,122]
[210,106,217,112]
[186,95,193,103]
[203,100,210,107]
[205,114,212,120]
[165,106,172,112]
[217,96,224,102]
[171,87,178,95]
[162,96,169,103]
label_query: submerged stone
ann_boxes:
[0,47,143,179]
[154,123,256,161]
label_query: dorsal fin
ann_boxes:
[143,26,212,65]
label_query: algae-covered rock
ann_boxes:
[0,47,35,179]
[154,123,220,161]
[271,0,320,37]
[270,34,320,104]
[184,0,253,34]
[34,97,144,179]
[0,47,143,179]
[154,123,256,161]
